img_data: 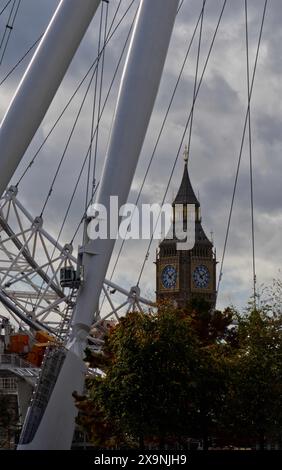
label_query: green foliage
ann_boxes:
[224,307,282,449]
[184,298,237,346]
[75,284,282,449]
[76,303,234,448]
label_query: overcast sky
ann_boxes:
[0,0,281,312]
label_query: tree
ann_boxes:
[75,282,282,449]
[77,307,199,447]
[222,306,282,449]
[75,303,232,449]
[183,298,237,346]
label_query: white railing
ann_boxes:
[0,354,35,369]
[0,377,18,393]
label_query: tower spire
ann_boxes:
[156,145,216,309]
[173,146,199,207]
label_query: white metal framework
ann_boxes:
[0,185,154,342]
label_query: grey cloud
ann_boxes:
[1,0,282,312]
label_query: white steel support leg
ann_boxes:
[18,0,179,450]
[18,349,86,450]
[0,0,101,196]
[72,0,180,331]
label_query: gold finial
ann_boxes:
[183,145,189,163]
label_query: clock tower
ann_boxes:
[156,148,216,308]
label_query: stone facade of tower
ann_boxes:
[156,156,216,308]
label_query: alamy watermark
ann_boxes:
[87,196,195,251]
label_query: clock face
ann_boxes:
[193,265,210,289]
[161,265,177,289]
